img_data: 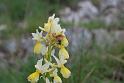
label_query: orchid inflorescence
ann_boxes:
[27,14,71,83]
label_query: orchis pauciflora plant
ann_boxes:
[27,14,71,83]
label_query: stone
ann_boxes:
[3,38,17,54]
[93,29,115,47]
[0,24,7,31]
[59,0,122,26]
[20,37,33,53]
[100,0,120,10]
[114,30,124,43]
[60,1,99,26]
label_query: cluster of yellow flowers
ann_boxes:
[27,14,71,83]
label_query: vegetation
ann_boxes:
[1,0,124,83]
[0,0,79,38]
[1,43,124,83]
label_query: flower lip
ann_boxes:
[33,41,42,54]
[60,65,71,78]
[27,71,40,83]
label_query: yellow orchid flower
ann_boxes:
[39,14,64,34]
[32,29,48,55]
[52,54,71,79]
[52,53,67,68]
[28,14,71,83]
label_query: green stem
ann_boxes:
[48,46,52,61]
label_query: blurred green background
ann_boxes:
[0,0,124,83]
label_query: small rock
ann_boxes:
[20,37,33,53]
[100,0,120,10]
[114,30,124,42]
[3,38,17,54]
[93,29,115,47]
[60,1,99,26]
[0,24,7,31]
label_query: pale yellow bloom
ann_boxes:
[52,54,71,78]
[34,41,42,54]
[32,29,48,55]
[52,54,67,67]
[59,47,69,59]
[60,65,71,78]
[28,14,71,83]
[39,14,65,34]
[44,14,61,33]
[27,71,40,83]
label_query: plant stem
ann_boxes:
[48,46,52,61]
